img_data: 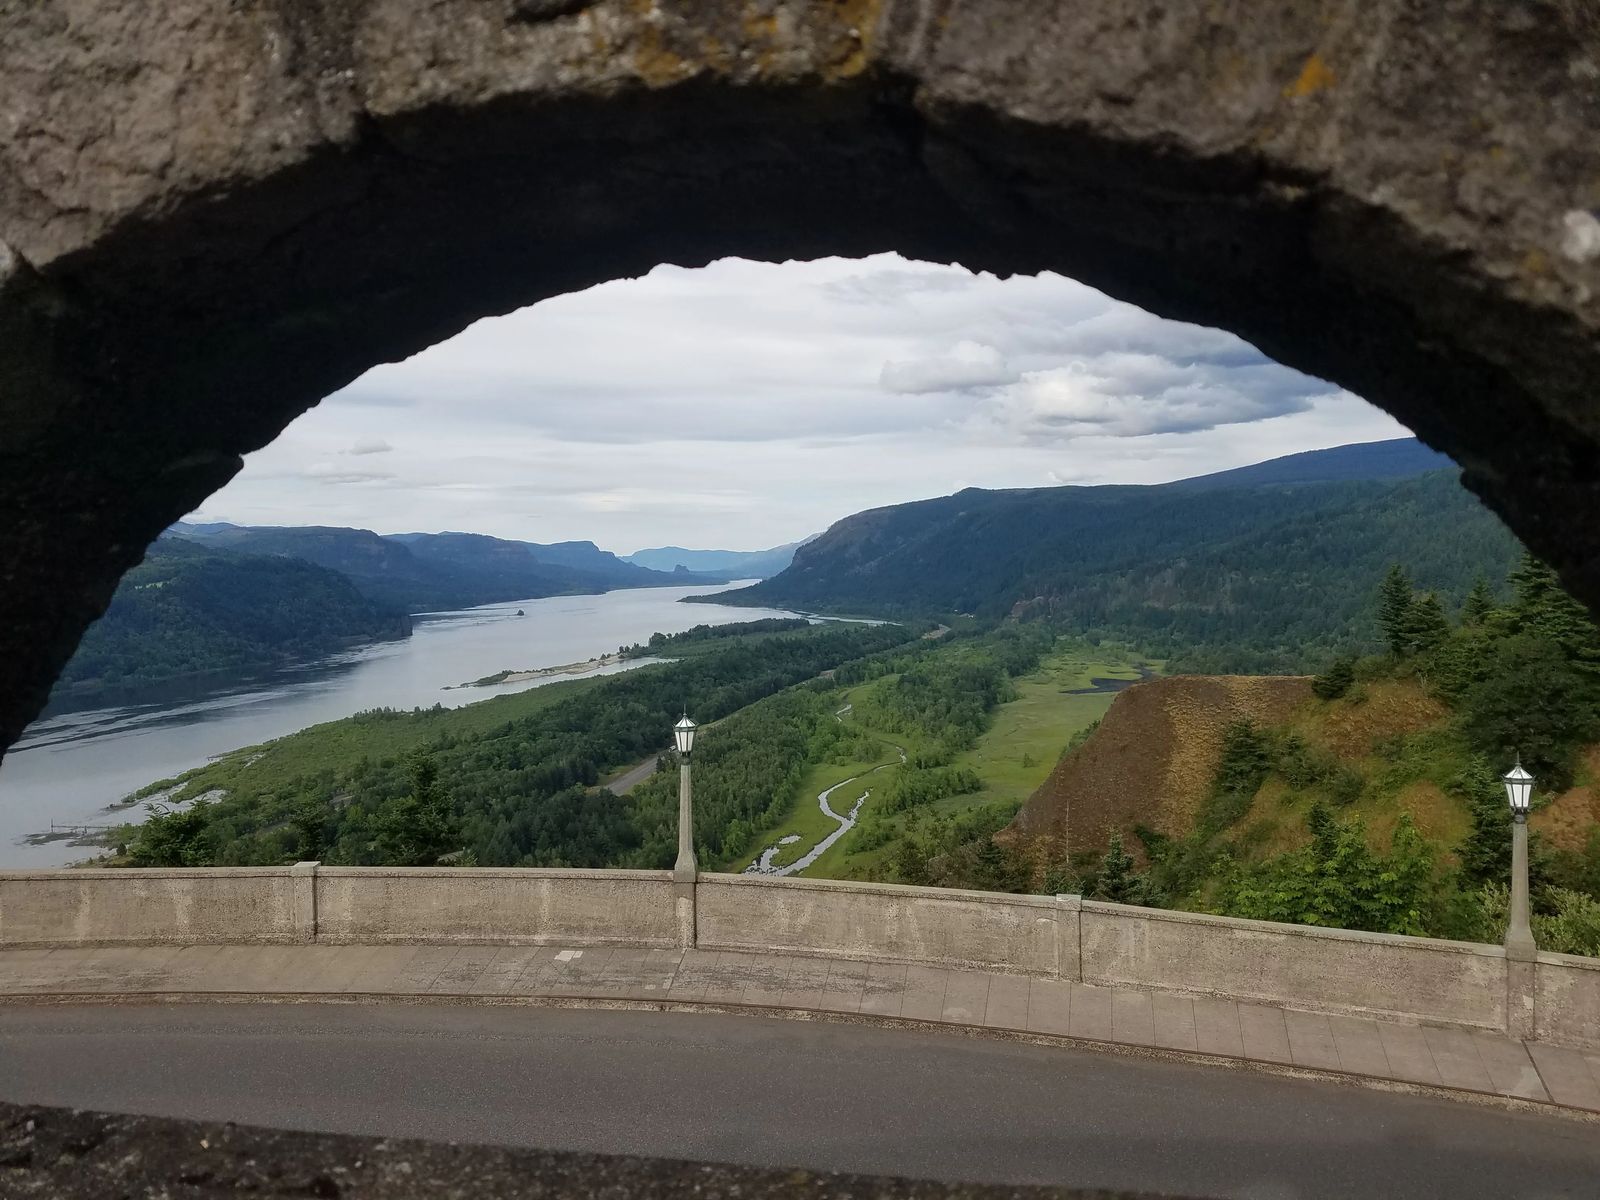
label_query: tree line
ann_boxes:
[124,622,911,868]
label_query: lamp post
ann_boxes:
[1503,757,1536,960]
[673,715,697,883]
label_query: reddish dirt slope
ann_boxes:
[1006,675,1313,861]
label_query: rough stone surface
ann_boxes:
[0,1099,1160,1198]
[2,0,1599,751]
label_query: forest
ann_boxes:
[1049,553,1600,956]
[51,538,411,708]
[726,469,1521,674]
[122,620,912,869]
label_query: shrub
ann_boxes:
[1312,657,1356,700]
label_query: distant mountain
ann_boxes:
[1169,437,1454,491]
[51,538,410,710]
[626,541,808,580]
[171,524,698,612]
[518,539,676,587]
[717,441,1522,672]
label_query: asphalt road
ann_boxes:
[0,1004,1595,1198]
[603,754,660,794]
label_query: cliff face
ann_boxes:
[1006,675,1313,860]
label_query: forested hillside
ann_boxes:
[726,466,1519,673]
[171,522,698,612]
[1004,553,1600,955]
[120,621,914,868]
[52,539,410,708]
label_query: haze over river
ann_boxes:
[0,583,802,868]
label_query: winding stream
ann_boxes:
[745,705,906,878]
[742,662,1155,879]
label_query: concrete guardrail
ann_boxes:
[2,866,1595,1049]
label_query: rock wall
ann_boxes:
[2,1,1598,752]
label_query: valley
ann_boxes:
[32,438,1600,959]
[0,584,809,868]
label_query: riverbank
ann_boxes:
[449,653,629,689]
[0,583,810,868]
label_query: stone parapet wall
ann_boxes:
[0,866,673,950]
[1080,900,1509,1031]
[313,867,677,947]
[0,868,306,946]
[696,874,1065,976]
[1535,951,1600,1048]
[4,866,1597,1049]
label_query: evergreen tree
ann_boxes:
[373,751,459,866]
[289,796,329,861]
[1461,576,1498,626]
[1400,591,1451,654]
[1508,552,1600,671]
[1452,757,1551,892]
[968,836,1028,893]
[1459,635,1598,788]
[1452,759,1513,887]
[1312,657,1356,700]
[1089,833,1147,904]
[1378,564,1414,655]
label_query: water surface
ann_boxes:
[0,583,799,867]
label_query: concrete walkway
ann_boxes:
[4,943,1598,1116]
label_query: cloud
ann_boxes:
[299,462,395,485]
[880,341,1018,394]
[188,253,1414,551]
[985,355,1321,440]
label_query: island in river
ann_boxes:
[449,654,629,689]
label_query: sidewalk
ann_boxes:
[4,942,1598,1115]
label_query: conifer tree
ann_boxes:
[374,751,459,866]
[1312,657,1356,700]
[1460,576,1497,626]
[1508,552,1600,671]
[1378,564,1414,655]
[1401,591,1451,654]
[1091,832,1146,904]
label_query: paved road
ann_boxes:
[0,1005,1595,1198]
[603,753,660,794]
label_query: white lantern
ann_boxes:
[1503,758,1534,817]
[673,714,697,757]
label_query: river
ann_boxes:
[745,704,907,878]
[0,582,802,868]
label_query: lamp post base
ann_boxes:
[672,878,696,949]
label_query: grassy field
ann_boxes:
[731,744,901,872]
[944,648,1148,817]
[744,641,1155,882]
[132,671,618,805]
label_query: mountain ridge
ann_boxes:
[714,439,1520,671]
[50,537,412,712]
[624,540,809,580]
[169,522,712,612]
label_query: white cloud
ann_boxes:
[186,254,1417,551]
[985,356,1319,440]
[880,340,1018,394]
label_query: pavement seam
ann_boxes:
[9,988,1597,1125]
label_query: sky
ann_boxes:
[187,254,1413,554]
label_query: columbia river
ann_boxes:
[0,583,801,868]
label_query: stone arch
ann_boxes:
[3,0,1598,752]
